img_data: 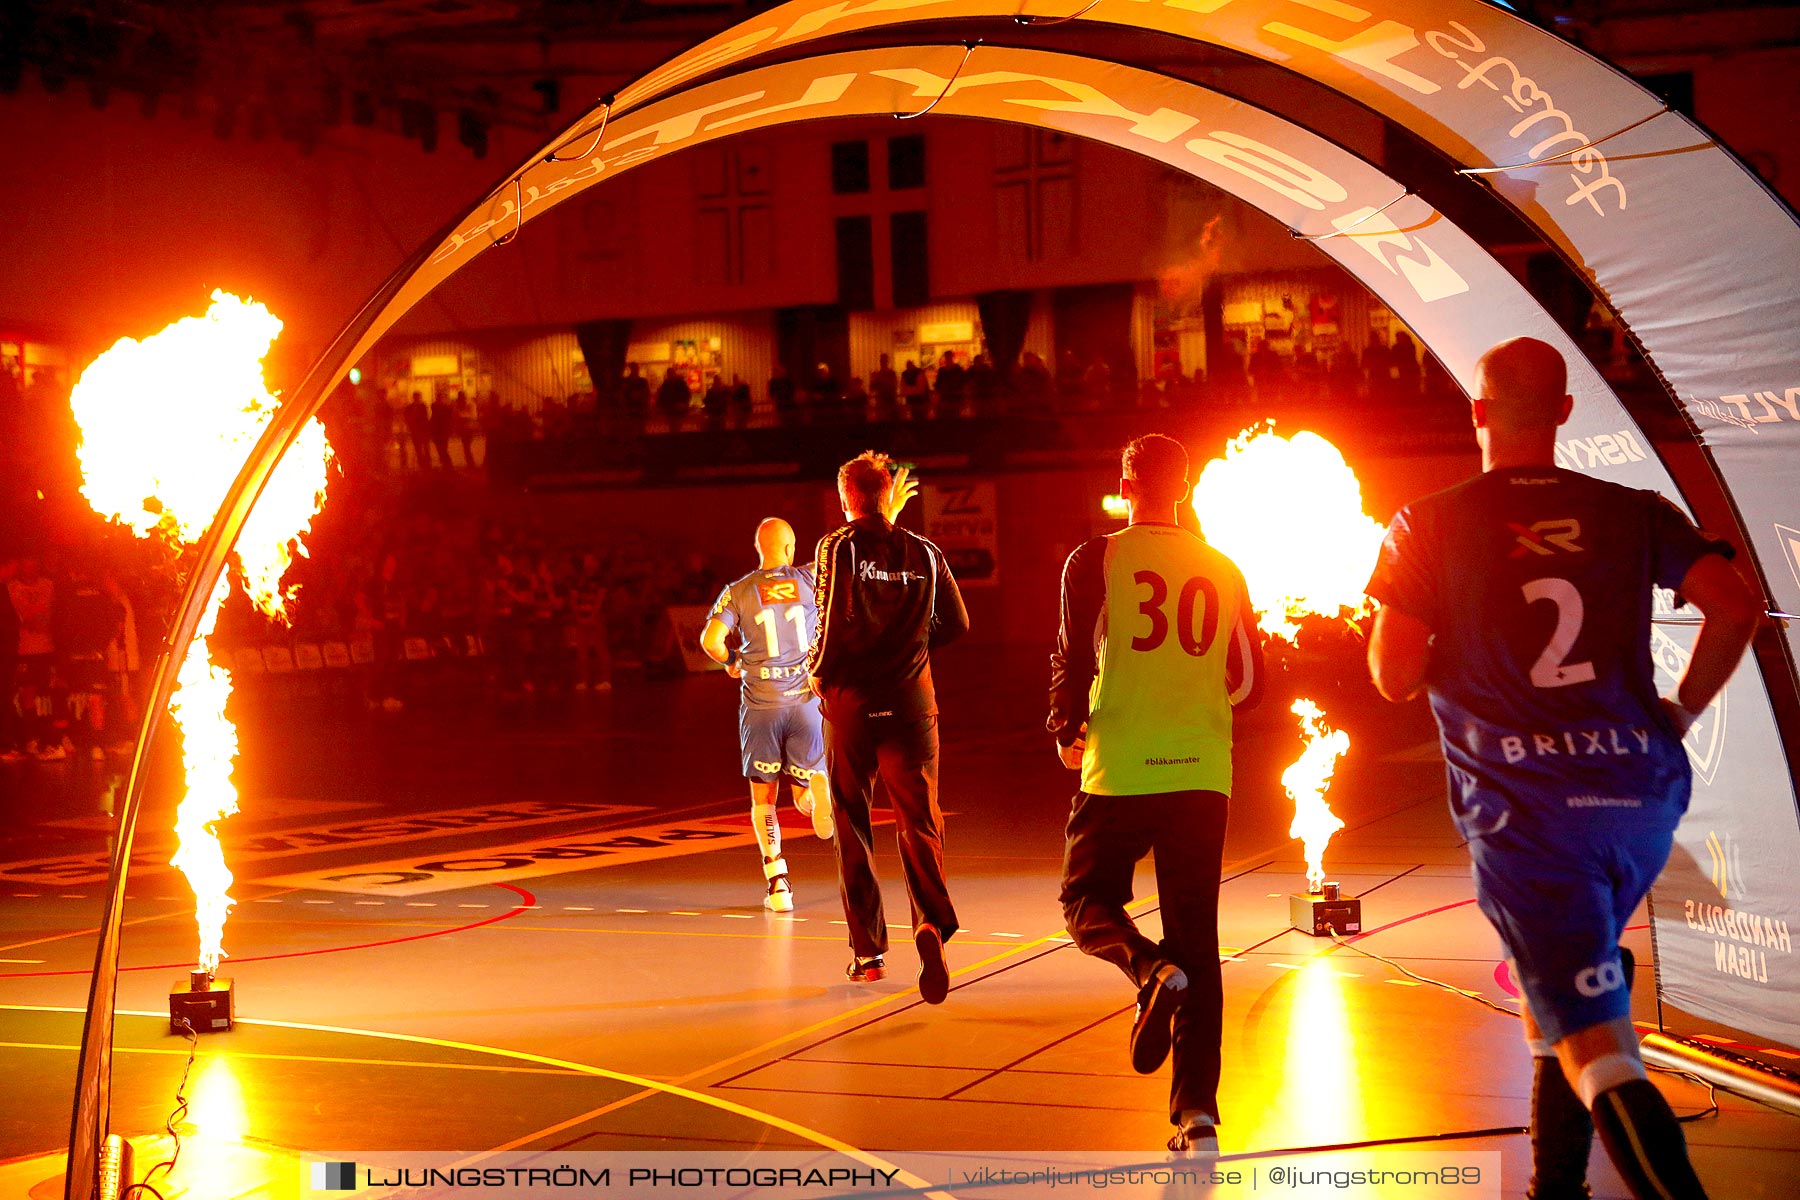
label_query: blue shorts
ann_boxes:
[1468,817,1675,1044]
[740,702,823,784]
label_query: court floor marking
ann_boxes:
[485,890,1180,1156]
[0,906,191,957]
[0,1040,599,1076]
[1,1003,954,1200]
[259,916,1023,947]
[496,846,1330,1151]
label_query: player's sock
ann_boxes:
[752,802,781,861]
[1587,1076,1709,1200]
[1527,1042,1593,1199]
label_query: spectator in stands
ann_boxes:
[623,363,652,426]
[1391,330,1422,399]
[100,570,140,736]
[385,389,410,469]
[845,375,870,421]
[429,394,455,469]
[54,559,121,762]
[0,557,19,760]
[9,556,59,758]
[770,364,798,426]
[934,351,966,414]
[570,552,612,693]
[478,391,505,454]
[901,359,929,419]
[404,392,431,471]
[1083,354,1113,406]
[730,375,754,426]
[871,354,899,417]
[967,353,1000,415]
[454,391,480,467]
[1057,349,1086,407]
[657,368,691,430]
[1017,351,1052,412]
[702,374,730,428]
[812,363,844,424]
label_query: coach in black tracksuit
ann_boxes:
[808,452,969,1001]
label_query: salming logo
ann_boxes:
[1508,519,1583,557]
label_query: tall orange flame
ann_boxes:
[72,291,332,973]
[1194,426,1383,887]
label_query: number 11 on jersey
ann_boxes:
[753,605,809,656]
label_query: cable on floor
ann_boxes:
[1327,932,1719,1122]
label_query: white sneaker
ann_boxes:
[763,855,794,912]
[797,786,834,840]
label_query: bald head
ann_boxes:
[755,518,796,568]
[1475,337,1570,431]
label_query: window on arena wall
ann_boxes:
[696,145,772,288]
[995,128,1076,263]
[887,134,926,191]
[831,139,871,195]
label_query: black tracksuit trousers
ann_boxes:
[1060,788,1228,1126]
[826,709,959,958]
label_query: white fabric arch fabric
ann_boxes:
[571,0,1800,1057]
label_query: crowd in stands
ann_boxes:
[2,449,731,765]
[344,335,1470,469]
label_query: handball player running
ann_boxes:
[1367,337,1760,1200]
[702,518,835,912]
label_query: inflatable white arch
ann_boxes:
[66,5,1800,1195]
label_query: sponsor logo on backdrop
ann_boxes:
[1552,430,1650,470]
[923,483,999,586]
[621,1,1625,217]
[1650,588,1725,785]
[1776,523,1800,593]
[1691,386,1800,431]
[1418,21,1626,216]
[1684,830,1792,986]
[1705,829,1744,902]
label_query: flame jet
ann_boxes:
[72,291,332,973]
[1193,427,1384,890]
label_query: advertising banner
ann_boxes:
[924,482,999,586]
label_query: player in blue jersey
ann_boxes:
[701,518,835,912]
[1367,337,1760,1200]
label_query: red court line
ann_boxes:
[0,883,535,979]
[1342,897,1477,944]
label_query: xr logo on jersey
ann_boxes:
[1508,519,1584,558]
[757,580,801,605]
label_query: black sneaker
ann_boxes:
[915,923,949,1005]
[1130,972,1183,1074]
[846,955,886,982]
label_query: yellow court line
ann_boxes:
[0,888,300,957]
[0,1041,602,1075]
[0,907,187,956]
[3,1004,956,1200]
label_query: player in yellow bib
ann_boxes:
[1049,435,1264,1156]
